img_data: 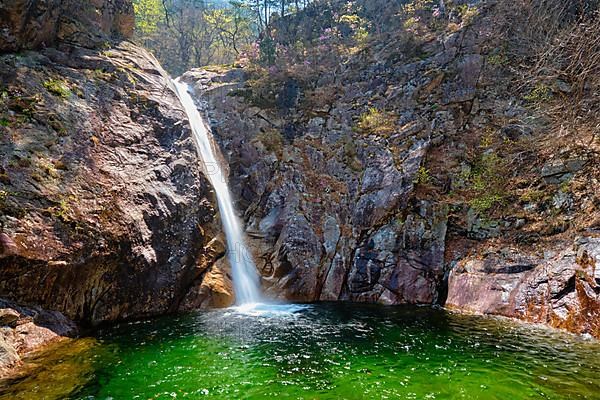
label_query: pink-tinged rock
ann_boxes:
[447,238,600,338]
[0,40,221,324]
[0,234,17,258]
[320,253,348,301]
[0,309,19,327]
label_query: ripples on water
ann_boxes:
[1,303,598,399]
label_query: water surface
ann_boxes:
[1,303,599,399]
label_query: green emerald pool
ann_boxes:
[1,303,599,399]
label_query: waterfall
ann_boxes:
[171,79,263,305]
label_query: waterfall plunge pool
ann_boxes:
[1,303,599,399]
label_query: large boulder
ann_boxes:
[0,40,224,323]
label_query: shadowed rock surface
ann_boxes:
[0,0,134,52]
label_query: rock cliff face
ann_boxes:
[446,237,600,337]
[181,0,599,337]
[183,68,448,306]
[0,0,224,326]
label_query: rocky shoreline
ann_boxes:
[0,299,76,377]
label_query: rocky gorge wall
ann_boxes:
[181,0,599,337]
[0,0,232,374]
[184,68,447,306]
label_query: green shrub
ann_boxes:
[43,79,72,98]
[259,36,276,66]
[340,14,370,48]
[488,53,509,66]
[50,197,74,222]
[456,4,479,24]
[355,107,397,137]
[414,166,431,185]
[254,129,284,157]
[469,193,504,213]
[520,188,546,203]
[466,153,506,213]
[524,83,551,103]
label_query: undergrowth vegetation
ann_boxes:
[497,0,600,125]
[465,153,507,214]
[355,108,397,137]
[254,129,284,159]
[43,79,72,99]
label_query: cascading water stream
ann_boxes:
[171,78,262,306]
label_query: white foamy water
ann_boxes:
[171,79,262,305]
[228,303,310,317]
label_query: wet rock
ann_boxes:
[348,242,383,293]
[179,258,234,309]
[265,215,323,301]
[320,250,350,301]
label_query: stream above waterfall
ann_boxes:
[1,303,598,399]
